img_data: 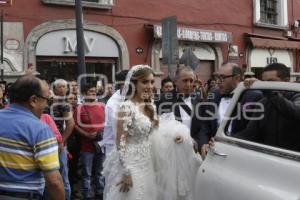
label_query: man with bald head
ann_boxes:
[199,62,262,158]
[157,66,203,151]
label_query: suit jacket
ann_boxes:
[199,89,263,148]
[235,91,300,152]
[156,90,203,150]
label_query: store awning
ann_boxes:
[249,37,300,50]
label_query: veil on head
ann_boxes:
[120,64,152,102]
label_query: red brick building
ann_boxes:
[2,0,300,84]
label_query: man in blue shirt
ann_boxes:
[0,75,65,200]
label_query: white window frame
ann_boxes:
[42,0,114,9]
[253,0,288,29]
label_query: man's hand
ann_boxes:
[200,144,209,159]
[244,78,258,88]
[200,137,216,159]
[58,142,64,152]
[44,170,65,200]
[208,137,215,147]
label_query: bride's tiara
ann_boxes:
[131,64,152,74]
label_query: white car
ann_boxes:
[195,81,300,200]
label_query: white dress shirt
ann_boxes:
[218,97,232,133]
[99,90,122,155]
[179,97,192,130]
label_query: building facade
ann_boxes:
[2,0,300,83]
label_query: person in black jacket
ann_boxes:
[156,66,203,151]
[199,62,262,158]
[235,63,300,152]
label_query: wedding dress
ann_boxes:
[103,100,157,200]
[103,100,202,200]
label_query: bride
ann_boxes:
[103,65,202,200]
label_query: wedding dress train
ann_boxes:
[151,120,202,200]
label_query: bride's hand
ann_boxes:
[116,175,133,192]
[174,135,183,144]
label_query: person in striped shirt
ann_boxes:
[0,75,64,200]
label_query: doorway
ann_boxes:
[36,56,117,83]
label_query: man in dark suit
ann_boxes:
[199,62,262,158]
[235,63,300,152]
[156,66,203,151]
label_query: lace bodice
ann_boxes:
[120,100,153,144]
[118,100,154,166]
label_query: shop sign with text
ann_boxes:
[154,25,232,43]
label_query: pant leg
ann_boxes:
[93,151,105,195]
[68,143,81,194]
[59,147,71,200]
[81,152,94,199]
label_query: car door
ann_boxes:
[195,81,300,200]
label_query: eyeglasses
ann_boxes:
[216,74,236,82]
[36,94,51,101]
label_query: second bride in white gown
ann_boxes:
[103,65,201,200]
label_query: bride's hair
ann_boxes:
[126,67,159,127]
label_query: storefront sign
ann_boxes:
[266,49,278,64]
[266,57,278,64]
[63,36,95,53]
[249,48,291,68]
[154,25,232,43]
[36,30,119,57]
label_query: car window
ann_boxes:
[225,88,300,153]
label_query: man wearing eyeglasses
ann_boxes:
[199,62,262,158]
[0,75,65,200]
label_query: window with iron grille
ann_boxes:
[253,0,288,28]
[42,0,114,9]
[260,0,278,25]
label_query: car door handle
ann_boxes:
[212,148,228,157]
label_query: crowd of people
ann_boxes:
[0,62,299,200]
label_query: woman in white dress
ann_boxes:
[103,65,201,200]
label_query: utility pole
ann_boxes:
[0,10,3,81]
[162,16,178,79]
[75,0,86,84]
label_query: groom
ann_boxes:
[156,66,203,151]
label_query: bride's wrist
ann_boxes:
[123,168,131,176]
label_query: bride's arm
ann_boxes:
[116,110,127,150]
[115,109,133,192]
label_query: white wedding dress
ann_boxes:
[103,100,157,200]
[103,100,202,200]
